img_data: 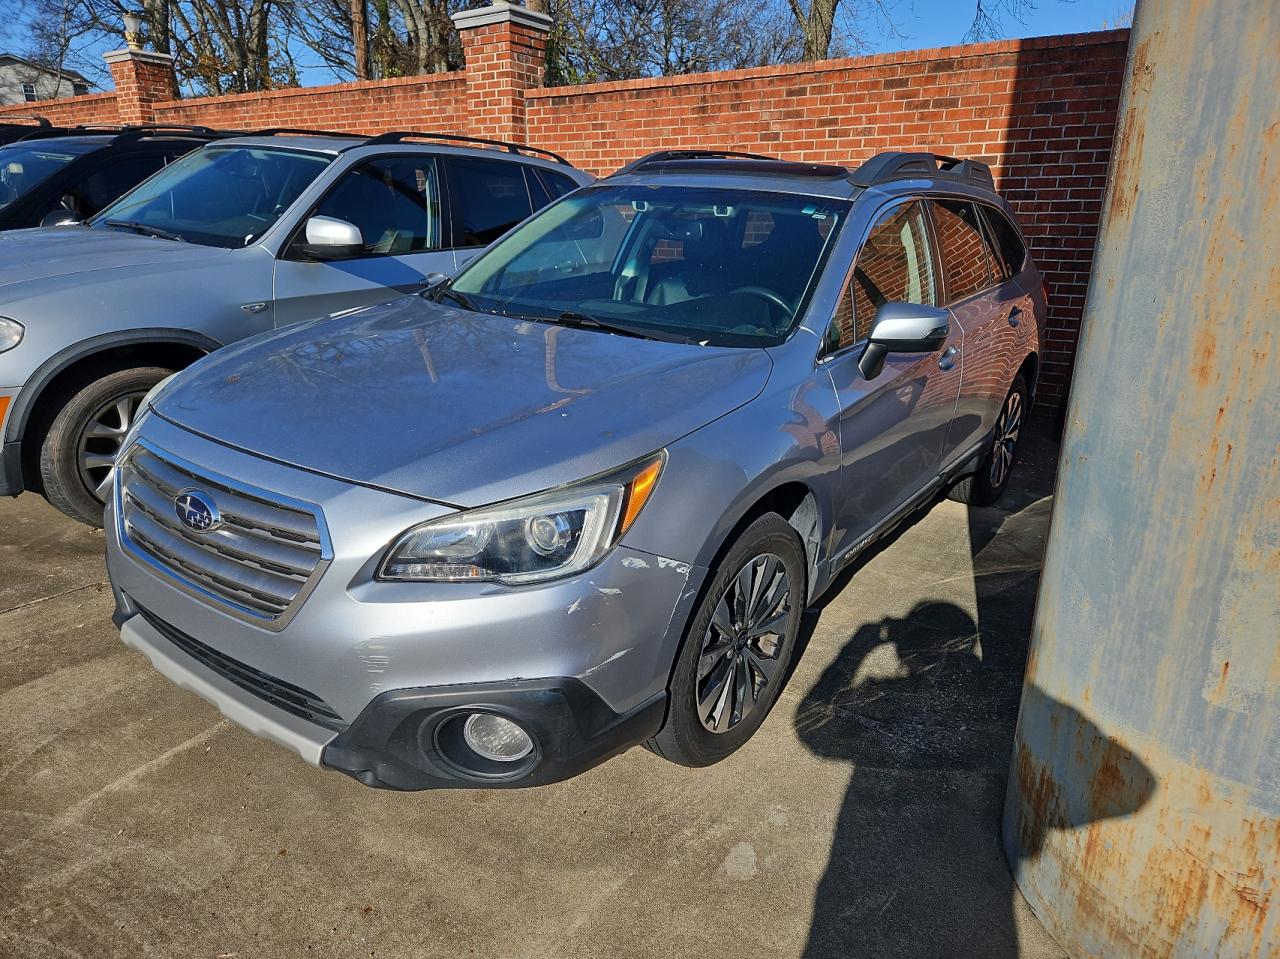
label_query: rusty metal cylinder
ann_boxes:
[1003,0,1279,955]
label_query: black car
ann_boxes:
[0,124,234,230]
[0,115,59,146]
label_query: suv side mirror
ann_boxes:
[300,215,365,261]
[41,194,83,227]
[858,301,950,380]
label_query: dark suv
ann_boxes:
[0,123,230,230]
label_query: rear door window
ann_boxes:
[930,198,1000,302]
[978,205,1027,279]
[446,157,535,247]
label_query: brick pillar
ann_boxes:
[103,49,178,125]
[451,1,550,142]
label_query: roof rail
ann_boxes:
[613,149,774,177]
[850,151,995,191]
[0,114,52,128]
[14,122,228,144]
[253,127,368,140]
[362,131,572,166]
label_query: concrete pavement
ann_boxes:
[0,426,1066,959]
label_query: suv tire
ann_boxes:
[948,373,1028,507]
[39,366,172,527]
[647,513,805,767]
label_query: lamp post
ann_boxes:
[123,10,145,52]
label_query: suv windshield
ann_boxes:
[0,141,97,209]
[91,145,330,248]
[448,184,849,347]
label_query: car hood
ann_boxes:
[155,297,773,507]
[0,227,227,292]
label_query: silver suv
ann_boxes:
[0,130,591,524]
[105,150,1045,790]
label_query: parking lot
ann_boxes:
[1,425,1064,959]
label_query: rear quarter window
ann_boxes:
[979,205,1027,279]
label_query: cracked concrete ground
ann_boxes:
[1,423,1066,959]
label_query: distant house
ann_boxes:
[0,53,91,105]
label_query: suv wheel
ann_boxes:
[949,373,1028,507]
[39,367,172,527]
[647,513,805,767]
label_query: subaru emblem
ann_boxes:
[175,490,221,533]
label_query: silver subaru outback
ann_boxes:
[105,150,1046,790]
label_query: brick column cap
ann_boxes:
[103,48,176,67]
[450,1,551,33]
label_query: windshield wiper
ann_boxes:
[433,285,481,313]
[104,219,186,243]
[553,311,694,344]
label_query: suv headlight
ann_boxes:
[379,452,665,584]
[0,318,23,353]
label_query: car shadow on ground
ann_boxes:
[788,421,1154,958]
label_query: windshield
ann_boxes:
[90,145,330,248]
[0,142,96,209]
[448,184,849,347]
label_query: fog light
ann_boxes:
[463,713,533,762]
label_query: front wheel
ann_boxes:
[948,373,1028,507]
[39,366,172,527]
[647,513,806,767]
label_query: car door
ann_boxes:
[821,198,962,561]
[272,153,456,327]
[927,197,1023,459]
[443,155,537,270]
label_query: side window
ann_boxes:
[75,155,167,217]
[979,205,1027,280]
[537,169,579,200]
[306,156,441,256]
[826,201,937,355]
[931,198,1000,302]
[446,157,534,247]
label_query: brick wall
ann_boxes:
[153,73,468,133]
[25,25,1129,414]
[525,30,1129,411]
[18,91,118,127]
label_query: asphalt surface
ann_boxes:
[0,423,1066,959]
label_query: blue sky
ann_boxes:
[5,0,1135,91]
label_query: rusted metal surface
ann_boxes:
[1003,0,1279,956]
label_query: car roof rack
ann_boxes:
[13,122,229,144]
[612,149,774,177]
[362,130,572,166]
[252,127,369,140]
[850,151,995,191]
[0,114,52,128]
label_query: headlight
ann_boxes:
[0,317,23,353]
[379,452,665,584]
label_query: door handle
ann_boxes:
[1008,307,1023,328]
[938,346,960,371]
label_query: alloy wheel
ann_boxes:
[75,390,145,502]
[989,389,1023,487]
[695,552,793,734]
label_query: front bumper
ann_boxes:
[105,415,701,789]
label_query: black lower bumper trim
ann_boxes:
[322,679,666,791]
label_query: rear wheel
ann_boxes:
[647,513,805,767]
[948,373,1027,507]
[39,367,171,527]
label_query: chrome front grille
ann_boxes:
[118,442,328,625]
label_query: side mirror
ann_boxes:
[41,209,83,228]
[41,195,83,227]
[858,301,950,380]
[300,215,364,261]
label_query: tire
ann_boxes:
[948,373,1028,507]
[39,366,172,527]
[647,513,806,767]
